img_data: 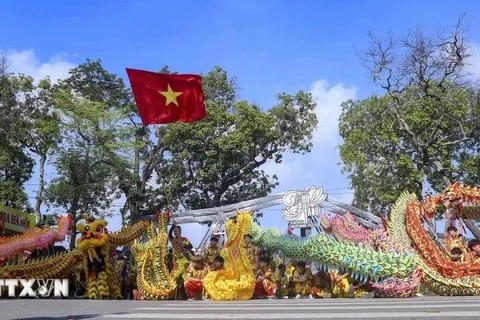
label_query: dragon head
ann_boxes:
[76,215,109,251]
[319,214,332,231]
[58,213,74,236]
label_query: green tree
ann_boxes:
[56,60,166,225]
[0,54,35,209]
[44,90,124,248]
[156,66,318,216]
[338,17,480,237]
[15,76,62,221]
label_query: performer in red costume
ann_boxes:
[254,257,277,299]
[184,255,210,300]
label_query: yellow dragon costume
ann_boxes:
[203,212,256,300]
[131,211,177,299]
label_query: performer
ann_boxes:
[272,264,290,298]
[169,224,194,298]
[468,239,480,260]
[329,271,350,298]
[184,255,210,300]
[211,256,225,271]
[450,247,463,262]
[292,261,313,299]
[444,226,467,253]
[204,236,222,266]
[254,257,277,299]
[243,234,259,270]
[311,270,329,298]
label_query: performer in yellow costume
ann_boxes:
[204,236,222,266]
[292,261,313,299]
[203,213,255,300]
[169,224,194,285]
[243,234,259,271]
[329,272,350,298]
[444,226,467,257]
[272,264,290,298]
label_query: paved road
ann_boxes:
[2,296,480,320]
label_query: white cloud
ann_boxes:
[310,80,357,146]
[4,49,75,84]
[264,80,357,198]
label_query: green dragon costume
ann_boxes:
[252,184,480,297]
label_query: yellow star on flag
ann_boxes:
[158,84,183,107]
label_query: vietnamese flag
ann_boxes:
[126,68,206,125]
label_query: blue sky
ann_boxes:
[2,0,480,245]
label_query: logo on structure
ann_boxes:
[0,279,69,298]
[282,186,327,228]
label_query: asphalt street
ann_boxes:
[1,296,480,320]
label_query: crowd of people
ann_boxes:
[166,224,373,301]
[445,226,480,263]
[65,223,480,300]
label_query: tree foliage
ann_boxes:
[43,86,127,247]
[0,54,318,235]
[0,54,35,209]
[338,16,480,237]
[155,66,318,214]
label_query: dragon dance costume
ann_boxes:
[203,213,255,300]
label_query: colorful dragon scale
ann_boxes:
[0,214,73,259]
[321,212,404,253]
[0,217,148,299]
[389,189,480,295]
[251,223,416,281]
[0,250,83,279]
[388,191,415,249]
[320,209,421,297]
[131,212,176,300]
[203,212,256,300]
[370,268,423,298]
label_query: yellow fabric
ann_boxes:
[332,277,350,298]
[292,268,313,296]
[272,272,289,296]
[354,288,368,298]
[293,283,312,296]
[171,256,189,281]
[186,264,210,280]
[203,213,255,300]
[205,246,222,264]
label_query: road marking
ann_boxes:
[134,302,480,311]
[101,311,480,319]
[138,300,480,308]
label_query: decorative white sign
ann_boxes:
[282,186,327,228]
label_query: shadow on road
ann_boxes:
[12,313,128,320]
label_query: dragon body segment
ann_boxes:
[392,187,480,295]
[0,215,147,299]
[320,210,421,298]
[252,223,416,282]
[0,214,73,259]
[131,212,176,300]
[76,215,149,299]
[203,212,256,300]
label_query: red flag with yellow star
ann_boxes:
[126,68,206,125]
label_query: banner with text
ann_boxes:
[0,205,36,233]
